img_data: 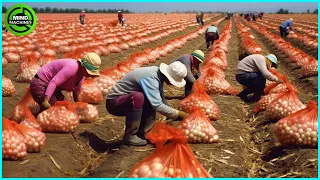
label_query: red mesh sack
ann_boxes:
[2,117,27,160]
[2,57,8,68]
[3,52,20,63]
[20,107,42,131]
[16,53,41,82]
[129,122,212,178]
[265,87,306,121]
[36,101,80,133]
[177,109,219,143]
[200,64,225,78]
[194,68,238,95]
[78,78,104,104]
[37,55,56,67]
[15,123,46,153]
[100,67,121,81]
[253,93,283,114]
[204,55,228,71]
[72,102,99,123]
[94,74,115,95]
[273,101,318,147]
[11,88,40,123]
[2,75,15,97]
[301,58,318,78]
[108,43,122,53]
[179,84,219,120]
[264,81,298,95]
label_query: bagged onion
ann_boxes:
[20,107,42,131]
[177,109,219,143]
[93,74,115,95]
[72,102,99,123]
[129,122,212,178]
[2,75,15,97]
[16,54,41,82]
[37,101,80,133]
[265,88,306,121]
[301,59,318,78]
[179,85,219,120]
[273,101,318,147]
[11,88,40,123]
[15,123,46,153]
[253,93,283,114]
[2,57,8,68]
[2,118,27,160]
[78,79,104,104]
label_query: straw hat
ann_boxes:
[78,53,101,76]
[160,61,187,87]
[191,50,205,63]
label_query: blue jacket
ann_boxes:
[280,20,293,30]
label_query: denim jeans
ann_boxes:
[236,72,266,97]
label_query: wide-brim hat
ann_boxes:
[191,50,205,63]
[78,53,101,76]
[160,62,187,88]
[266,54,278,68]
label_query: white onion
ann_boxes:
[2,75,15,97]
[15,124,46,153]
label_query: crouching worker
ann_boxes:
[30,53,101,111]
[235,54,283,102]
[205,25,219,49]
[174,50,205,97]
[106,61,189,146]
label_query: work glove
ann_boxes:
[42,96,51,109]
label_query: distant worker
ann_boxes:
[173,50,205,97]
[205,24,220,49]
[258,12,264,19]
[280,18,293,38]
[118,10,125,26]
[79,10,85,25]
[2,24,7,32]
[196,12,204,26]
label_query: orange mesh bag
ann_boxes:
[3,52,20,63]
[20,107,42,131]
[108,43,122,53]
[2,117,27,160]
[16,53,41,82]
[72,102,99,123]
[36,101,80,133]
[78,78,104,104]
[265,69,285,87]
[129,122,212,178]
[265,87,306,121]
[2,75,15,97]
[37,55,56,67]
[15,123,46,153]
[3,57,8,68]
[253,93,283,114]
[100,67,121,81]
[273,101,318,147]
[200,64,225,78]
[177,109,219,143]
[194,68,238,95]
[93,74,115,95]
[179,84,219,120]
[301,58,318,78]
[204,53,228,71]
[11,88,40,123]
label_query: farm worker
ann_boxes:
[30,53,101,111]
[205,24,220,49]
[79,10,85,25]
[235,54,284,102]
[196,12,204,26]
[280,18,293,37]
[106,61,189,146]
[118,10,124,26]
[173,50,205,97]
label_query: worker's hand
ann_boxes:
[178,111,189,120]
[42,96,51,109]
[276,79,284,83]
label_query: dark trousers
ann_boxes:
[279,26,289,37]
[106,92,156,137]
[119,18,124,26]
[80,16,84,25]
[236,72,266,97]
[196,18,204,26]
[205,33,217,49]
[185,73,200,97]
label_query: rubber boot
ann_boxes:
[123,109,147,146]
[137,109,156,140]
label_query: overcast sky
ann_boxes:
[3,2,318,13]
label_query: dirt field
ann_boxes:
[2,15,318,178]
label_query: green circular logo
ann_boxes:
[5,4,37,36]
